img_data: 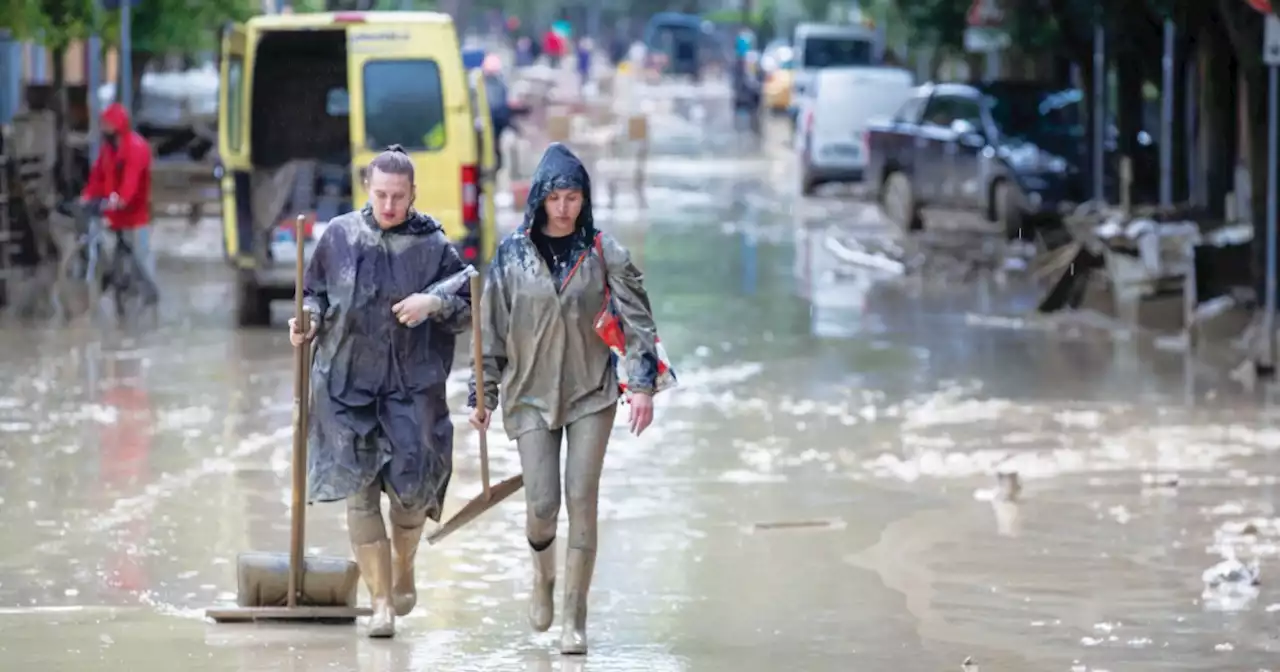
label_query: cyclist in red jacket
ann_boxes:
[80,102,159,306]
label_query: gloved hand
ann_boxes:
[392,293,443,327]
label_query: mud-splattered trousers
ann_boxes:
[518,405,617,550]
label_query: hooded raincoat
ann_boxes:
[469,143,660,440]
[303,207,471,519]
[80,103,152,231]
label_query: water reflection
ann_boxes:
[793,225,880,340]
[99,352,153,595]
[739,230,757,296]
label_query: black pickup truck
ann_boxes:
[865,81,1152,240]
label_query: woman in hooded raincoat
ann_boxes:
[289,146,472,638]
[468,143,662,655]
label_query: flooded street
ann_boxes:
[3,88,1280,671]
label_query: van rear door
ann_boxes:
[814,69,914,168]
[346,19,468,238]
[218,24,253,264]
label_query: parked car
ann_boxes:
[795,65,914,195]
[864,81,1154,240]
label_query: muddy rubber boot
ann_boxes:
[391,524,424,616]
[558,548,596,655]
[354,540,396,638]
[528,540,556,632]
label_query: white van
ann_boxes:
[796,66,914,195]
[787,22,881,124]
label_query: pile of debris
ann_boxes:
[823,227,1035,286]
[1032,204,1252,335]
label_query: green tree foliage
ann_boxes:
[4,0,255,54]
[5,0,100,48]
[894,0,968,52]
[124,0,257,54]
[887,0,1075,54]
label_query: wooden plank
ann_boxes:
[205,605,371,623]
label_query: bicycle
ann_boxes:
[53,198,158,322]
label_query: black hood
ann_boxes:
[360,204,442,236]
[519,142,596,242]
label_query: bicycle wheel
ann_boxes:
[108,248,136,321]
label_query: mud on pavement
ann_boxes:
[1,85,1279,671]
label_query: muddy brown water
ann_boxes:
[1,103,1278,670]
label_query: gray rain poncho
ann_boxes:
[468,143,660,440]
[303,206,471,519]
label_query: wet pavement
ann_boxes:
[3,84,1280,671]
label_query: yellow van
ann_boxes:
[217,11,497,326]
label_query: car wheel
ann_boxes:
[994,180,1027,241]
[883,171,923,232]
[801,169,818,196]
[235,271,272,328]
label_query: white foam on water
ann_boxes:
[86,426,292,534]
[853,384,1280,484]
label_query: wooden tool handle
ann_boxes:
[470,274,491,497]
[288,214,308,607]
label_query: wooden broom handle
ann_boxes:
[470,274,491,497]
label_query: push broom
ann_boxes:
[207,215,369,624]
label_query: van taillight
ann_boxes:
[861,130,869,154]
[461,164,479,224]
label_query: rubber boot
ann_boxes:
[558,548,596,655]
[354,540,396,638]
[528,539,556,632]
[391,524,424,616]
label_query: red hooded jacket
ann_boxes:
[542,29,565,58]
[81,103,153,230]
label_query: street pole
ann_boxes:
[1184,59,1197,205]
[87,31,102,163]
[1264,63,1278,372]
[1263,14,1280,373]
[120,0,133,113]
[0,31,17,124]
[85,0,103,163]
[1159,18,1174,208]
[1092,20,1105,205]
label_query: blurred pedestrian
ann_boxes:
[516,35,535,67]
[542,27,566,67]
[576,36,593,89]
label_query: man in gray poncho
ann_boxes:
[290,146,472,638]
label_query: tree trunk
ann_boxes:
[1116,47,1145,198]
[129,50,151,118]
[1209,0,1271,300]
[51,46,73,199]
[1196,26,1237,217]
[1170,19,1193,203]
[1246,64,1269,300]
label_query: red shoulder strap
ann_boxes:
[558,232,600,292]
[558,233,607,293]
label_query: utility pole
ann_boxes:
[1091,9,1105,205]
[120,0,133,113]
[1261,13,1280,372]
[1159,18,1174,208]
[87,2,102,163]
